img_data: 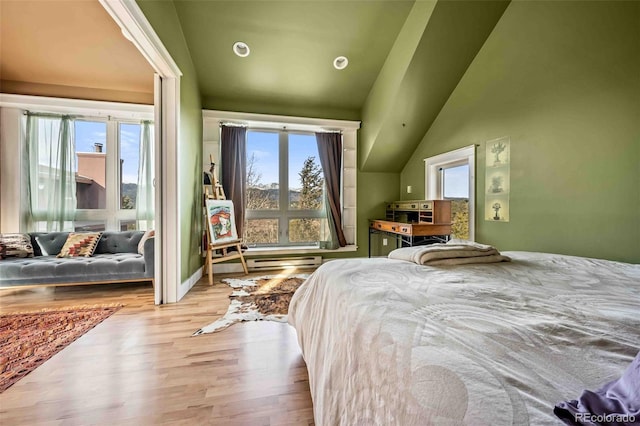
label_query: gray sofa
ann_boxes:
[0,231,154,288]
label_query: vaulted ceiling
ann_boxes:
[360,0,510,171]
[0,0,511,173]
[173,0,414,118]
[173,0,510,172]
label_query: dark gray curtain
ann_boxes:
[221,125,247,239]
[315,132,347,248]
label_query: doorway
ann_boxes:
[100,0,183,304]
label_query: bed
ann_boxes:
[288,252,640,425]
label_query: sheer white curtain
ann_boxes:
[26,113,76,231]
[136,120,154,230]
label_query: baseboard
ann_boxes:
[212,263,245,274]
[212,259,332,275]
[178,267,203,301]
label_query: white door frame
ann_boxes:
[100,0,182,303]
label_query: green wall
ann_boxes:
[201,96,360,122]
[325,171,400,259]
[360,0,509,173]
[360,0,436,168]
[136,0,204,281]
[356,173,401,258]
[401,1,640,263]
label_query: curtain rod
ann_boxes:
[24,111,77,119]
[219,121,247,128]
[219,121,341,134]
[24,111,153,124]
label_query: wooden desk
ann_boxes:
[368,219,451,257]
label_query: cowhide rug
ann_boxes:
[193,274,309,335]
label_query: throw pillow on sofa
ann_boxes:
[57,232,102,258]
[138,229,155,254]
[0,233,34,259]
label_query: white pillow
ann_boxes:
[138,230,155,255]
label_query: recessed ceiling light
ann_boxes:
[233,41,250,57]
[333,56,348,70]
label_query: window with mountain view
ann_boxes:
[425,146,475,241]
[441,163,470,240]
[245,131,326,246]
[119,123,141,210]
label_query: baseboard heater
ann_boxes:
[247,256,322,271]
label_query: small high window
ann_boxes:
[425,146,475,240]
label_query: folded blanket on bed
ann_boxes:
[388,240,511,265]
[554,351,640,425]
[425,254,511,265]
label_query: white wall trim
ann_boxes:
[423,145,476,165]
[100,0,182,304]
[161,77,181,303]
[213,256,335,275]
[0,93,153,119]
[245,244,358,257]
[424,145,476,240]
[99,0,181,78]
[212,263,245,275]
[203,109,361,132]
[178,266,203,301]
[0,108,24,232]
[209,246,359,273]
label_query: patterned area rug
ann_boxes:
[194,274,309,335]
[0,305,122,393]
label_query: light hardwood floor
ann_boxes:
[0,274,315,426]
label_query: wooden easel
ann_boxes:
[203,158,248,285]
[204,155,226,200]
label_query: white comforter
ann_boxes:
[288,252,640,425]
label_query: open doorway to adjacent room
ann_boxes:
[0,0,180,304]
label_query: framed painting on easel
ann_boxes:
[203,198,247,285]
[205,199,238,244]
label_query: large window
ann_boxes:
[30,116,150,232]
[245,130,327,247]
[425,146,475,240]
[202,110,358,251]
